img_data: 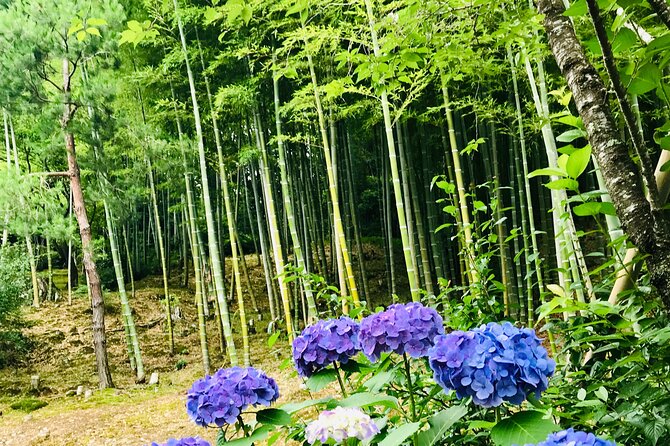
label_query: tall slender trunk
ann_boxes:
[172,0,237,365]
[363,0,420,300]
[62,58,113,389]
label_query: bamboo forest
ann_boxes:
[2,0,670,444]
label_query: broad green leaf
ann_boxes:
[566,146,591,178]
[305,369,337,392]
[557,129,586,143]
[86,27,101,37]
[544,179,579,191]
[337,392,398,410]
[119,29,136,45]
[363,370,395,392]
[222,425,272,446]
[528,167,566,178]
[573,202,616,216]
[378,422,422,446]
[280,397,333,414]
[127,20,142,32]
[76,30,87,42]
[629,63,661,95]
[577,388,587,401]
[417,406,468,446]
[256,408,291,426]
[564,0,587,16]
[87,18,107,26]
[67,20,83,36]
[490,411,559,446]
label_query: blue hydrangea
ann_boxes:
[359,302,445,362]
[519,428,616,446]
[428,322,555,407]
[186,367,279,427]
[151,438,210,446]
[292,317,360,377]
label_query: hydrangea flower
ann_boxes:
[186,367,279,427]
[305,406,380,444]
[428,321,555,407]
[292,317,360,377]
[359,302,444,362]
[519,428,616,446]
[150,438,210,446]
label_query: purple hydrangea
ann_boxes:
[292,317,360,377]
[186,367,279,427]
[519,428,616,446]
[151,438,210,446]
[359,302,445,362]
[428,322,555,407]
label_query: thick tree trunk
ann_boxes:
[648,0,670,29]
[539,0,670,308]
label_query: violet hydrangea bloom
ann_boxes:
[359,302,445,362]
[292,317,360,377]
[186,366,279,427]
[428,321,555,407]
[519,428,615,446]
[305,406,380,444]
[151,438,211,446]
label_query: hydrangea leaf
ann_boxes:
[490,410,559,446]
[220,425,273,446]
[280,396,334,414]
[256,408,291,426]
[378,422,422,446]
[305,369,338,392]
[336,391,399,410]
[416,405,468,446]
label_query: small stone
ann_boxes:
[76,385,84,396]
[30,375,40,391]
[36,427,50,440]
[148,372,159,385]
[84,389,93,399]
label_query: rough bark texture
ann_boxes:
[62,59,114,389]
[648,0,670,29]
[538,0,670,309]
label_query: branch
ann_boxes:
[28,171,70,177]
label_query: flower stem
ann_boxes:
[402,353,417,422]
[333,362,348,398]
[495,407,501,424]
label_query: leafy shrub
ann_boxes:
[0,244,32,368]
[10,398,48,412]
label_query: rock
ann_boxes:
[35,427,50,440]
[23,414,32,423]
[30,375,40,391]
[76,385,84,396]
[84,389,92,400]
[148,372,159,385]
[65,390,76,397]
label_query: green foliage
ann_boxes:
[490,411,559,446]
[0,244,30,326]
[9,398,48,412]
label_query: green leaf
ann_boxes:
[379,422,422,446]
[594,386,609,402]
[86,27,101,37]
[566,146,591,178]
[363,370,395,392]
[544,179,579,191]
[417,406,468,446]
[267,331,280,348]
[557,129,586,143]
[337,392,398,410]
[629,63,662,95]
[490,411,559,446]
[217,429,225,446]
[222,425,272,446]
[564,0,587,16]
[305,369,337,392]
[87,18,107,26]
[76,30,87,42]
[573,202,617,216]
[256,408,291,426]
[67,20,83,36]
[528,167,566,178]
[280,396,333,414]
[577,388,587,401]
[119,30,136,45]
[127,20,142,32]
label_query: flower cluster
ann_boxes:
[305,406,380,444]
[428,322,555,407]
[186,367,279,427]
[519,428,616,446]
[359,302,444,362]
[292,317,360,377]
[151,438,210,446]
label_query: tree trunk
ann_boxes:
[539,0,670,309]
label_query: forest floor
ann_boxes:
[0,244,399,446]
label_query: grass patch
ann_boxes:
[10,398,48,412]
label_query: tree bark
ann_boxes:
[62,78,113,390]
[539,0,670,309]
[648,0,670,29]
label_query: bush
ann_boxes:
[10,398,48,412]
[0,244,33,368]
